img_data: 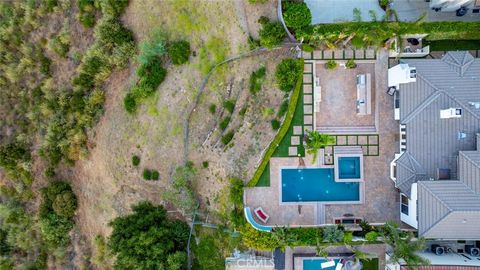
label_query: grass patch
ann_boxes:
[222,131,235,145]
[256,163,270,187]
[248,59,304,187]
[197,37,229,75]
[223,100,235,114]
[424,39,480,51]
[361,258,379,270]
[219,117,231,130]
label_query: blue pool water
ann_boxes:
[303,258,340,269]
[338,157,361,179]
[281,168,360,202]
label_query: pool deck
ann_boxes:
[244,50,399,227]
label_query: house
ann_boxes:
[388,51,480,240]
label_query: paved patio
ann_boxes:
[315,62,376,128]
[244,50,400,227]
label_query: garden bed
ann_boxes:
[423,39,480,51]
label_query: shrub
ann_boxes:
[52,192,77,219]
[134,59,167,98]
[97,0,130,17]
[124,93,137,113]
[138,30,166,65]
[49,32,70,57]
[223,100,235,114]
[323,226,344,243]
[258,17,286,49]
[249,66,266,94]
[151,170,159,180]
[168,40,190,65]
[365,231,378,242]
[132,155,140,166]
[229,178,244,206]
[221,131,235,145]
[95,18,134,49]
[79,12,96,28]
[239,106,248,117]
[39,53,51,76]
[346,59,357,69]
[343,231,353,243]
[143,169,152,180]
[325,60,337,70]
[271,119,280,130]
[78,0,96,28]
[275,59,302,92]
[219,117,231,130]
[209,104,216,114]
[302,44,314,53]
[163,165,197,214]
[283,2,312,31]
[202,161,209,168]
[277,99,289,118]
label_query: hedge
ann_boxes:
[247,58,304,187]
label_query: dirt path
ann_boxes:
[234,0,251,37]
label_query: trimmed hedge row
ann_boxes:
[247,58,304,187]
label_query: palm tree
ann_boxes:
[305,131,336,162]
[380,221,429,267]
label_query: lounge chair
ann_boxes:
[254,207,270,223]
[321,260,335,268]
[335,262,344,270]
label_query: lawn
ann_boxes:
[424,39,480,51]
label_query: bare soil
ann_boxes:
[64,0,288,267]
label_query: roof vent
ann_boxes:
[440,108,462,119]
[468,102,480,109]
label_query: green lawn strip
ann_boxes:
[247,59,304,187]
[256,163,270,187]
[299,21,480,48]
[424,39,480,51]
[272,87,304,157]
[361,258,379,270]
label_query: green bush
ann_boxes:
[223,100,235,114]
[325,60,337,70]
[346,59,356,69]
[221,131,235,145]
[209,104,216,114]
[302,44,314,52]
[239,106,248,117]
[276,99,289,118]
[202,161,209,168]
[39,53,51,76]
[249,66,266,94]
[133,59,167,98]
[271,119,280,130]
[168,40,190,65]
[132,155,140,166]
[258,17,286,49]
[343,231,353,243]
[365,231,378,242]
[143,169,152,180]
[95,18,134,50]
[275,59,303,92]
[229,178,244,206]
[78,0,96,28]
[248,0,268,3]
[151,170,159,180]
[283,2,312,31]
[108,201,190,269]
[247,59,304,187]
[219,117,231,130]
[124,93,137,113]
[138,30,166,65]
[323,226,344,243]
[49,32,70,57]
[97,0,130,17]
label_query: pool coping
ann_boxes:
[293,253,354,270]
[278,166,364,205]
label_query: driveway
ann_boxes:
[391,0,480,22]
[305,0,386,23]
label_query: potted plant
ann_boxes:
[325,60,337,70]
[346,59,357,69]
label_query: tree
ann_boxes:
[275,59,302,92]
[283,2,312,31]
[168,40,190,65]
[258,17,286,49]
[380,221,429,266]
[305,131,336,162]
[108,201,190,270]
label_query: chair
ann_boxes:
[254,207,270,223]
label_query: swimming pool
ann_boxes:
[303,258,340,270]
[281,168,360,203]
[338,157,361,179]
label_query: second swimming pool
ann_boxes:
[281,168,360,203]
